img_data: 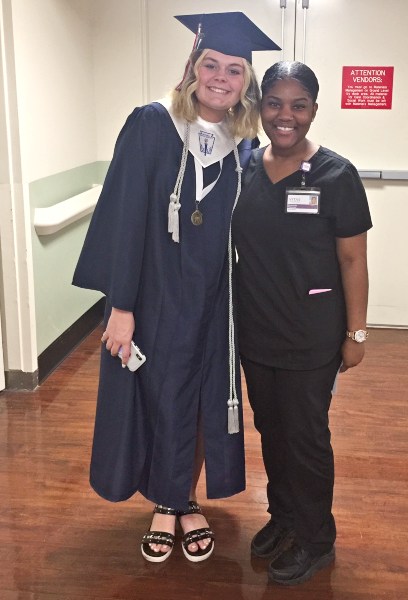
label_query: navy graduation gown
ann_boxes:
[73,102,245,508]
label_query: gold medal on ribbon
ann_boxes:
[191,210,203,226]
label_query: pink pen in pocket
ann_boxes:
[308,288,332,295]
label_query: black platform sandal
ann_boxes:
[178,501,215,562]
[141,505,177,563]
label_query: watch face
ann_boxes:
[354,330,366,343]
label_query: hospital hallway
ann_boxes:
[0,325,407,599]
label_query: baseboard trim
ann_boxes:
[38,298,105,384]
[5,369,39,391]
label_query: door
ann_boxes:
[293,0,408,327]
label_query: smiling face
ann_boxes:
[195,50,246,122]
[261,78,318,155]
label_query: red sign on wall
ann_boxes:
[341,66,394,109]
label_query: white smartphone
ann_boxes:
[118,341,146,372]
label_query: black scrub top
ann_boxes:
[232,146,373,371]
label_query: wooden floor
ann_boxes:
[0,327,407,599]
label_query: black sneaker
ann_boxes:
[268,543,335,586]
[251,519,296,560]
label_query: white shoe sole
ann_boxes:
[141,544,173,563]
[182,541,214,563]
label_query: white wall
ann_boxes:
[93,0,146,160]
[12,0,97,182]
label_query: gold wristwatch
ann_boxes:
[346,329,369,343]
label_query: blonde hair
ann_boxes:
[171,50,260,139]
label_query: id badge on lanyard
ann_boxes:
[285,160,321,215]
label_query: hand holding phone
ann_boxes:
[118,341,146,372]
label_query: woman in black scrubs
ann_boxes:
[232,61,372,585]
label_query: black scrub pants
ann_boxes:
[241,352,342,556]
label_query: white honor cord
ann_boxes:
[227,141,242,434]
[168,122,190,242]
[168,121,242,433]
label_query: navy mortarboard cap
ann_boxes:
[175,12,280,64]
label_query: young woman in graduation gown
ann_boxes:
[73,12,279,563]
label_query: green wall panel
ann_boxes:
[30,162,109,354]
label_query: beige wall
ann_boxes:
[93,0,147,160]
[12,0,97,181]
[0,0,407,386]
